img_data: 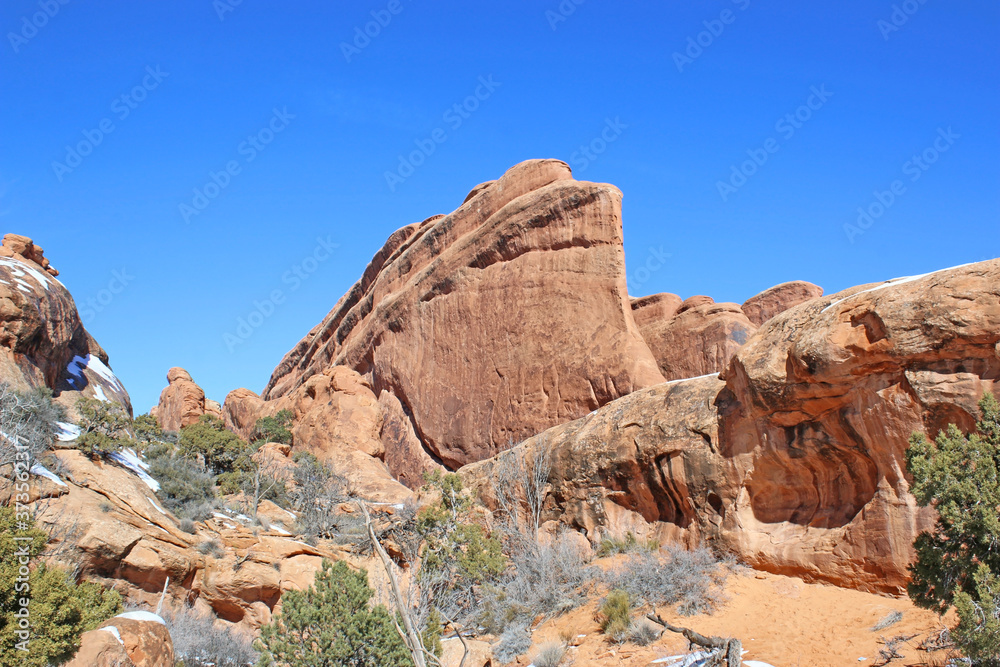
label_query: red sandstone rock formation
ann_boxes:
[257,159,664,471]
[741,280,824,326]
[151,368,213,431]
[0,233,130,414]
[632,294,757,381]
[464,260,1000,594]
[68,613,174,667]
[224,367,415,503]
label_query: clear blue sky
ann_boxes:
[1,0,997,413]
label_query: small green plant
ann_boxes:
[256,559,412,667]
[0,507,122,667]
[599,589,632,642]
[74,396,135,458]
[596,531,660,557]
[627,620,661,646]
[906,392,1000,665]
[148,452,217,520]
[197,540,224,558]
[178,415,249,475]
[251,410,293,445]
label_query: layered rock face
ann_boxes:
[224,367,414,502]
[464,260,1000,593]
[632,295,758,381]
[247,159,664,473]
[151,367,221,431]
[0,233,130,414]
[740,280,823,326]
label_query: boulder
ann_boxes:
[741,280,824,326]
[634,298,757,381]
[464,260,1000,594]
[263,159,664,469]
[152,367,211,432]
[68,613,174,667]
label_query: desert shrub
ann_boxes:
[256,559,412,667]
[532,641,566,667]
[147,452,216,520]
[0,383,63,468]
[596,531,659,557]
[164,605,257,666]
[251,410,293,445]
[492,620,531,665]
[871,610,903,632]
[417,472,506,625]
[599,589,632,642]
[178,415,248,475]
[479,531,595,634]
[606,546,726,616]
[179,518,197,534]
[627,620,661,646]
[906,392,1000,665]
[132,412,176,452]
[290,452,355,540]
[0,507,122,667]
[197,540,224,558]
[74,396,135,459]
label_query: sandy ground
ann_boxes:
[516,569,958,667]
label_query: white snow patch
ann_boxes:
[16,284,30,293]
[30,463,67,487]
[109,448,159,491]
[99,626,123,644]
[821,263,975,313]
[0,257,57,291]
[56,422,81,441]
[114,611,166,626]
[665,372,720,385]
[147,497,166,515]
[651,651,715,666]
[271,525,291,535]
[235,513,251,523]
[65,354,126,399]
[282,509,296,519]
[92,384,109,402]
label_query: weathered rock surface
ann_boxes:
[68,613,174,667]
[263,159,664,469]
[0,233,130,414]
[464,260,1000,593]
[151,367,213,431]
[633,294,757,381]
[3,445,344,631]
[224,367,414,503]
[741,280,824,326]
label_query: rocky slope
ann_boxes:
[0,233,130,414]
[463,259,1000,593]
